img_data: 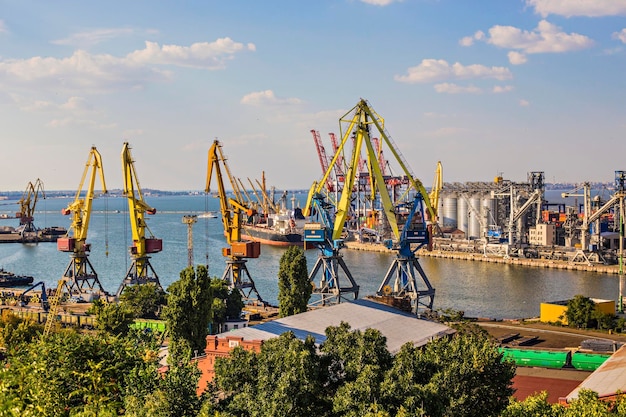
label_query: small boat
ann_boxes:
[0,268,34,287]
[198,212,218,219]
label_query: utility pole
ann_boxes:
[183,215,198,267]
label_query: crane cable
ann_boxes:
[104,194,109,257]
[204,192,210,274]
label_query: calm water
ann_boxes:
[0,194,620,319]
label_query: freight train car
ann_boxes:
[499,347,571,369]
[499,347,611,372]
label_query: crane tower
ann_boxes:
[183,215,197,267]
[116,142,163,297]
[57,146,108,298]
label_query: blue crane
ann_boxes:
[377,192,435,314]
[303,190,359,307]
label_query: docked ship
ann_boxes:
[241,207,305,247]
[0,268,34,287]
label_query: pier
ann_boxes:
[344,241,622,275]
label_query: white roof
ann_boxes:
[218,298,455,353]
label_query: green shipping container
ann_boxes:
[499,348,570,369]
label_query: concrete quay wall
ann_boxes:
[343,241,622,275]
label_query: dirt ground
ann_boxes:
[477,319,626,351]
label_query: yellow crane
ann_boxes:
[116,142,162,297]
[206,140,264,303]
[16,178,45,235]
[57,146,108,297]
[429,161,443,236]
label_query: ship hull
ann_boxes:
[241,225,303,247]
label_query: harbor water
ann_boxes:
[0,194,621,320]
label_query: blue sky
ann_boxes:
[1,0,625,192]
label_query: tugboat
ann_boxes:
[0,268,34,287]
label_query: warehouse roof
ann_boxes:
[566,344,626,402]
[219,298,455,353]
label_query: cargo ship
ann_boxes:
[0,268,34,287]
[241,208,304,247]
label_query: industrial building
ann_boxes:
[193,298,455,393]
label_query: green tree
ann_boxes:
[0,312,42,353]
[119,283,167,319]
[91,300,135,336]
[566,295,597,329]
[277,246,311,317]
[501,391,560,417]
[211,332,328,417]
[162,265,214,362]
[381,326,515,417]
[0,330,159,416]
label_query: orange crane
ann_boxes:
[328,132,345,182]
[311,130,334,192]
[205,140,264,303]
[116,142,162,297]
[15,178,45,235]
[57,146,108,297]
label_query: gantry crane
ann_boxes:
[57,147,108,297]
[304,99,437,308]
[16,178,45,235]
[206,140,264,304]
[116,142,163,297]
[376,192,435,314]
[303,190,359,306]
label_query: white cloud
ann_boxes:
[127,39,256,69]
[527,0,626,18]
[60,96,92,111]
[459,36,474,46]
[486,20,593,54]
[434,83,482,94]
[0,20,7,34]
[493,85,514,93]
[240,90,302,106]
[359,0,400,5]
[395,59,512,84]
[460,30,486,47]
[52,28,136,48]
[613,29,626,43]
[0,38,255,94]
[508,51,528,65]
[519,99,530,106]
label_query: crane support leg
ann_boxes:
[116,257,162,297]
[221,259,265,305]
[308,254,359,307]
[377,256,435,315]
[62,255,108,297]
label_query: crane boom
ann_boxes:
[311,130,334,192]
[57,146,108,296]
[117,142,162,296]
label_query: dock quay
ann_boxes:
[343,241,622,275]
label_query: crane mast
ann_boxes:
[57,146,108,297]
[116,142,162,297]
[206,140,264,304]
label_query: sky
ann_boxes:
[1,0,625,192]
